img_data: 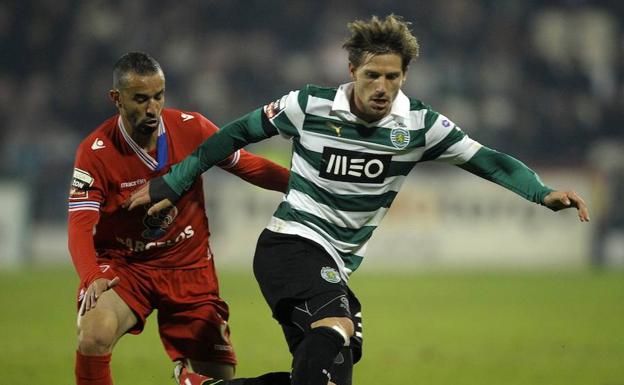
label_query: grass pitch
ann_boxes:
[0,268,622,385]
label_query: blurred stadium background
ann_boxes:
[1,1,623,384]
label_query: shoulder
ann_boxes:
[162,108,217,142]
[407,97,440,130]
[302,84,338,99]
[294,84,338,110]
[408,97,431,112]
[75,115,117,159]
[162,108,216,131]
[72,116,119,184]
[161,108,208,127]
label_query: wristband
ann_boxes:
[149,176,181,204]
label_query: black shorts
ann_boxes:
[253,229,363,362]
[253,229,353,321]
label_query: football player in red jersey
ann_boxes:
[68,52,290,385]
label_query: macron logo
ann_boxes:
[181,113,194,122]
[91,138,106,150]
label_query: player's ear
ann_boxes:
[348,63,357,81]
[108,89,121,109]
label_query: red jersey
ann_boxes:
[68,108,289,286]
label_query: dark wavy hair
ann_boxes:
[343,14,420,72]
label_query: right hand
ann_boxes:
[125,180,175,215]
[80,276,120,315]
[543,190,590,222]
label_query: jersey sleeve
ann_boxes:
[195,112,289,192]
[458,146,555,205]
[261,87,309,139]
[223,149,290,193]
[196,113,241,169]
[420,111,482,164]
[163,108,278,195]
[67,145,107,285]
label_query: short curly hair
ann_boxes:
[343,14,419,72]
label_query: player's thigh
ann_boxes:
[155,268,237,366]
[253,230,348,321]
[77,288,138,345]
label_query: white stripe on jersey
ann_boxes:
[305,96,335,121]
[299,128,402,153]
[281,90,306,133]
[408,109,428,131]
[266,216,369,280]
[436,137,482,164]
[425,114,455,149]
[298,129,427,163]
[299,120,425,162]
[287,189,389,229]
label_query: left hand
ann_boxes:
[543,190,590,222]
[80,276,120,315]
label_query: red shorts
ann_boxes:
[76,260,237,364]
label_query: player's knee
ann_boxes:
[77,312,119,354]
[311,317,354,343]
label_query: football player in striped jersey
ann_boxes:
[128,15,589,385]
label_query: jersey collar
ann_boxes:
[117,116,168,172]
[332,82,410,124]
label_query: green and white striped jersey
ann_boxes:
[263,82,483,280]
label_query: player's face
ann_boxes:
[111,71,165,135]
[349,53,406,123]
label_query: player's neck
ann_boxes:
[131,131,158,152]
[122,117,158,151]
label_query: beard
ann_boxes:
[135,122,158,135]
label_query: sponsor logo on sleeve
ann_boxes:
[181,112,194,122]
[263,95,287,119]
[69,168,94,199]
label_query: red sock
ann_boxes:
[75,351,113,385]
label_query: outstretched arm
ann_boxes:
[459,146,590,222]
[126,108,277,213]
